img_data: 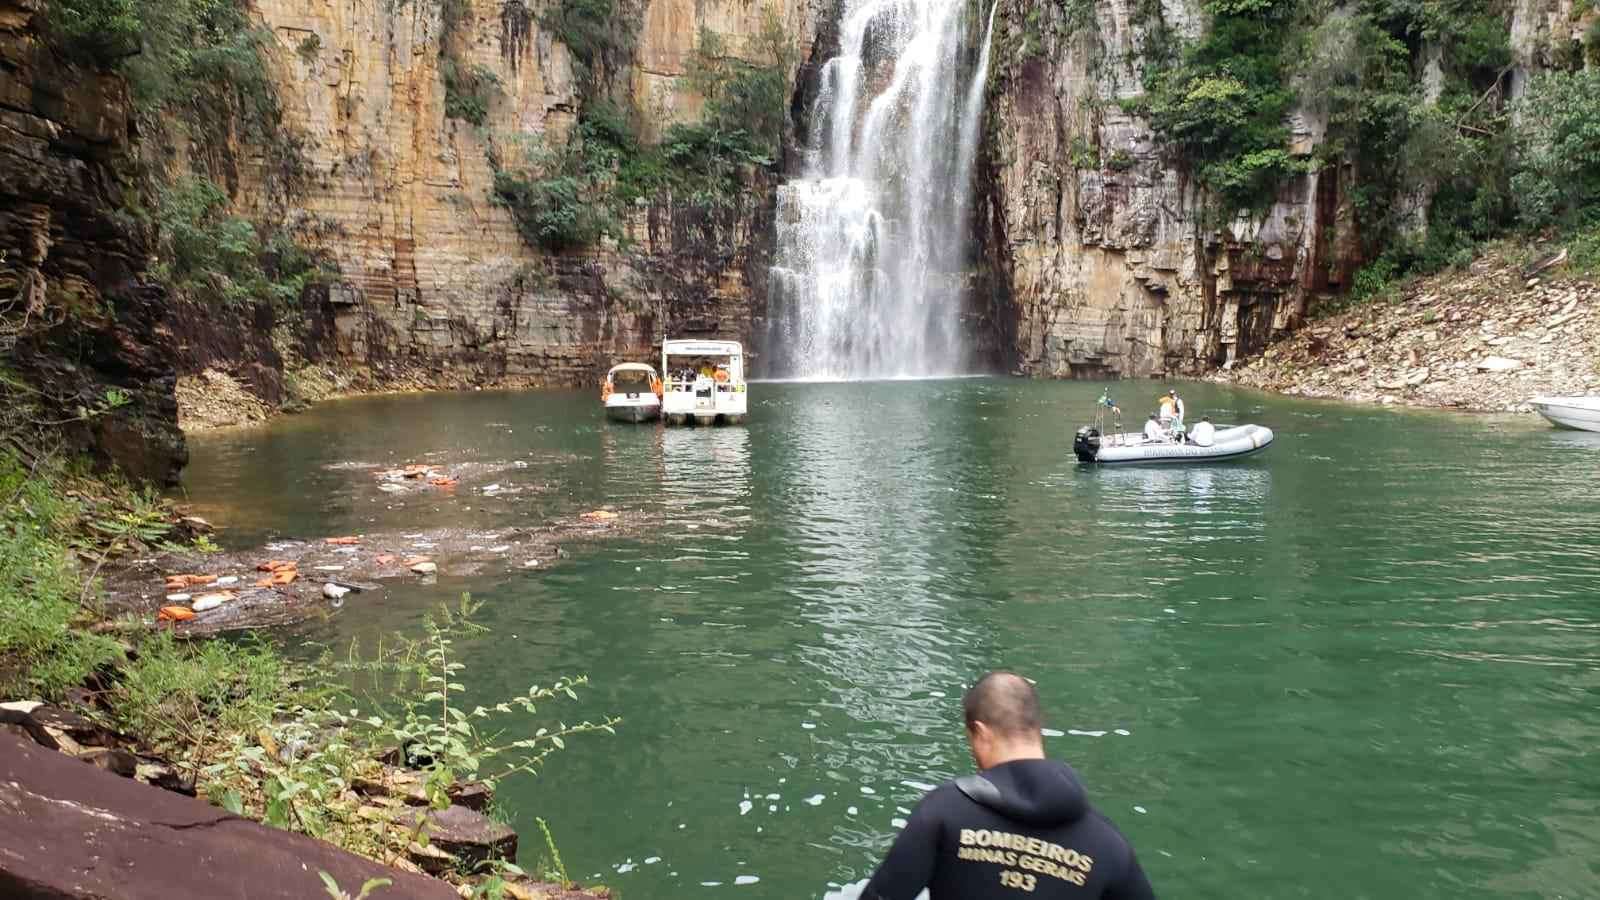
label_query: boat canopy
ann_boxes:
[662,340,741,359]
[662,340,743,382]
[606,362,658,379]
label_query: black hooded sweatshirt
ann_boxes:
[859,759,1156,900]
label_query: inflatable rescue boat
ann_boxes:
[1074,423,1274,465]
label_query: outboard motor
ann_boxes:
[1073,426,1101,463]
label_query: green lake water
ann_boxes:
[179,379,1600,899]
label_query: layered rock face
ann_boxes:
[0,0,186,482]
[242,0,819,383]
[982,0,1358,379]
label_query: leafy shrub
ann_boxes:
[442,59,501,126]
[1140,0,1297,211]
[1510,69,1600,230]
[493,169,615,251]
[155,178,326,308]
[542,0,632,90]
[46,0,142,64]
[0,450,124,698]
[1349,254,1399,302]
[111,632,287,752]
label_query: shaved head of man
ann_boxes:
[962,671,1045,770]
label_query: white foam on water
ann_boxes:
[701,881,723,887]
[900,780,936,792]
[891,817,908,828]
[804,794,825,806]
[616,863,636,874]
[738,800,753,815]
[645,857,661,864]
[801,722,817,730]
[765,793,781,800]
[735,875,760,885]
[1134,806,1148,814]
[847,805,859,815]
[929,690,946,697]
[1041,728,1065,737]
[768,804,777,812]
[1067,729,1108,737]
[859,786,876,795]
[1115,729,1131,736]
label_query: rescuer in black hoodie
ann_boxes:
[859,672,1156,900]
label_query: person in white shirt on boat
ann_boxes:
[1143,414,1165,443]
[1190,416,1215,447]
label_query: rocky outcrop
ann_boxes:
[0,0,186,482]
[981,0,1359,380]
[239,0,821,382]
[1215,249,1600,410]
[0,729,460,899]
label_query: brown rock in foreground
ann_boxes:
[0,731,457,899]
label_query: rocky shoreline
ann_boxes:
[176,362,576,432]
[1212,252,1599,412]
[1,704,608,898]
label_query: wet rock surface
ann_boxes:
[1213,255,1599,411]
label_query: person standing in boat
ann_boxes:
[856,672,1157,900]
[1157,391,1176,427]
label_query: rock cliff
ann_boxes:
[982,0,1357,379]
[239,0,819,383]
[0,0,186,482]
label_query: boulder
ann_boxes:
[410,804,518,871]
[1476,356,1523,372]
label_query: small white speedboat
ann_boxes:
[1530,396,1600,432]
[1074,423,1274,465]
[602,363,662,423]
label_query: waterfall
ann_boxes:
[768,0,999,380]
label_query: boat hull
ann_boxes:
[1531,396,1600,433]
[1075,424,1274,465]
[604,400,660,423]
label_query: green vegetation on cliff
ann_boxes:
[495,10,794,252]
[45,0,325,313]
[1121,0,1600,290]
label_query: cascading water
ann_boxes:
[767,0,998,380]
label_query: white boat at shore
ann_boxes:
[661,339,748,426]
[1074,423,1274,465]
[601,363,662,423]
[1530,396,1600,433]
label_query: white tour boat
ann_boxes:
[601,363,662,424]
[1530,396,1600,433]
[660,339,748,426]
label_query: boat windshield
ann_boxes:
[610,369,654,392]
